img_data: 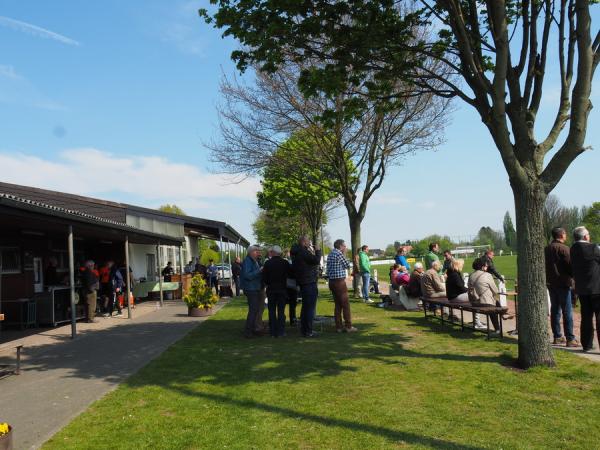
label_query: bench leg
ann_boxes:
[460,309,464,332]
[500,314,504,338]
[16,346,22,375]
[486,315,490,340]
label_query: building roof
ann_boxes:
[0,193,183,246]
[0,181,249,246]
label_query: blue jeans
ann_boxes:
[267,291,287,337]
[549,286,575,341]
[361,272,371,300]
[232,275,241,297]
[299,282,318,335]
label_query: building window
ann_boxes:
[146,253,156,281]
[0,247,21,274]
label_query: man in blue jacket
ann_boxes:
[240,245,263,338]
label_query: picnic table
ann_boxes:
[132,281,180,299]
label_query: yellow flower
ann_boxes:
[0,422,10,435]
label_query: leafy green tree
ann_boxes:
[201,0,599,368]
[252,210,307,250]
[503,212,516,250]
[198,239,221,264]
[385,244,396,256]
[582,202,600,242]
[474,227,505,252]
[158,204,186,215]
[257,133,340,244]
[410,235,455,257]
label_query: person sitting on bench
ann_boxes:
[406,262,424,297]
[468,257,501,332]
[392,265,410,288]
[421,260,446,299]
[446,258,468,303]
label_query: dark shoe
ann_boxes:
[566,339,580,348]
[344,326,358,333]
[303,332,319,338]
[582,347,595,353]
[290,319,298,326]
[553,336,567,345]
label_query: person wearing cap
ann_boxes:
[241,245,264,338]
[406,262,425,298]
[162,261,175,282]
[262,245,292,337]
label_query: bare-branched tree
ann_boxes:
[209,62,450,271]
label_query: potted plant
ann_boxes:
[183,275,218,317]
[0,422,13,450]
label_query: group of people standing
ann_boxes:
[545,226,600,351]
[80,260,131,323]
[240,236,324,338]
[182,258,220,295]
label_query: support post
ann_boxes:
[125,236,132,319]
[68,225,76,339]
[227,241,232,288]
[219,235,225,286]
[157,242,164,307]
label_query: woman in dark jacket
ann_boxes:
[445,258,468,302]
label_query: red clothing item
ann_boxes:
[99,266,111,284]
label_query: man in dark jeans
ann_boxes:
[262,245,292,337]
[231,256,242,297]
[291,236,322,338]
[284,250,297,326]
[544,227,578,347]
[571,226,600,352]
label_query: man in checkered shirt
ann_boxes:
[327,239,358,333]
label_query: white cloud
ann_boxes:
[0,16,80,46]
[0,148,260,211]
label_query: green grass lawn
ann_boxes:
[44,290,600,449]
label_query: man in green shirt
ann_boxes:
[358,245,373,303]
[424,243,441,273]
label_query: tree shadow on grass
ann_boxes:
[393,314,518,346]
[124,309,516,389]
[168,387,487,450]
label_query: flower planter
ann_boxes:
[188,307,214,317]
[0,425,13,450]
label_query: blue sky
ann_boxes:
[0,1,598,248]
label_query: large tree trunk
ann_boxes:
[349,213,362,297]
[513,179,555,368]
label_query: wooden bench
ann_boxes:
[0,340,24,376]
[421,297,508,339]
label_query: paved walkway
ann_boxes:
[0,299,226,449]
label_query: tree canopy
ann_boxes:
[257,132,340,243]
[201,0,599,368]
[158,204,186,215]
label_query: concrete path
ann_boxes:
[0,299,226,449]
